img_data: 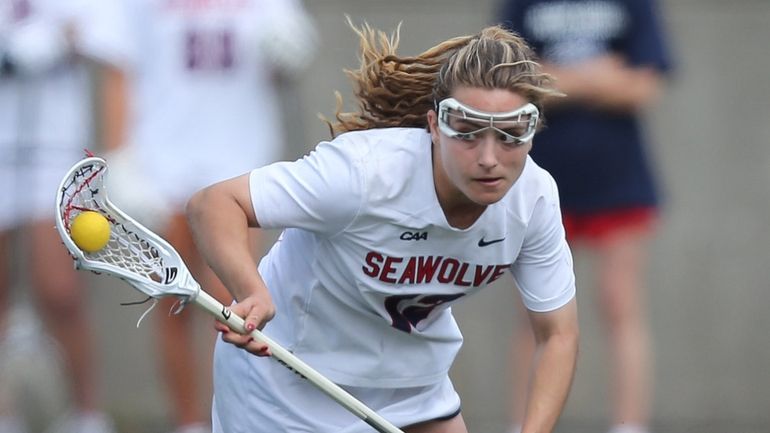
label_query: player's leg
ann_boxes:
[29,219,116,433]
[404,413,468,433]
[0,159,15,338]
[0,230,10,335]
[157,213,209,432]
[25,146,113,426]
[157,212,237,433]
[595,225,653,432]
[0,161,26,431]
[0,229,18,428]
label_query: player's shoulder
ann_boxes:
[327,127,429,161]
[321,128,430,201]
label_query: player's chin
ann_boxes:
[468,181,511,205]
[467,189,507,206]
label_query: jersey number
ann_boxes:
[384,293,465,333]
[184,28,235,71]
[11,0,31,20]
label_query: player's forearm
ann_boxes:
[99,65,129,151]
[187,185,267,302]
[584,67,663,111]
[521,326,579,433]
[544,63,663,112]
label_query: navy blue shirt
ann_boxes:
[498,0,672,213]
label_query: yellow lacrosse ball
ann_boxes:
[70,211,111,253]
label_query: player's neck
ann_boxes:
[443,203,486,229]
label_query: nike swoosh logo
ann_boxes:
[478,237,505,247]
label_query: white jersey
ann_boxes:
[0,0,114,226]
[0,0,94,149]
[241,127,576,388]
[86,0,316,205]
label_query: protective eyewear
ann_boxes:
[437,97,539,144]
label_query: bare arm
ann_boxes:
[544,55,664,112]
[520,298,579,433]
[186,175,275,355]
[98,64,129,152]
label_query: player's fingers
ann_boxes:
[215,318,250,344]
[229,297,274,332]
[213,319,230,333]
[222,332,270,356]
[213,318,247,337]
[214,318,271,356]
[243,339,272,357]
[219,328,252,346]
[244,312,261,332]
[227,301,252,319]
[244,303,274,331]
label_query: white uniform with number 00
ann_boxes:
[0,0,106,228]
[84,0,316,209]
[212,127,576,432]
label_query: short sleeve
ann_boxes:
[510,175,576,312]
[249,139,365,235]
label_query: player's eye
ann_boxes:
[502,126,528,137]
[497,132,524,145]
[456,131,480,141]
[497,132,515,143]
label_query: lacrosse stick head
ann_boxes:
[55,156,200,304]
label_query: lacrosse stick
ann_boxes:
[54,156,405,433]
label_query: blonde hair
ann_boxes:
[324,20,561,137]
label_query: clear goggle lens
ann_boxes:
[437,97,540,144]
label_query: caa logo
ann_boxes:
[400,231,428,241]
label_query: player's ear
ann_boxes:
[426,109,440,144]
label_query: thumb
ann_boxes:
[244,310,260,332]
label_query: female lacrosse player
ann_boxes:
[187,22,579,433]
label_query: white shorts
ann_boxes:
[0,144,83,230]
[211,339,462,433]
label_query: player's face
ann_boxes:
[428,87,535,211]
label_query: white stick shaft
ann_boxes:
[194,290,405,433]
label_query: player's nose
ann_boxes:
[477,136,499,168]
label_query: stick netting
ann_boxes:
[57,159,165,284]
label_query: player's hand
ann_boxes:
[214,292,276,357]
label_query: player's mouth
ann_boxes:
[474,177,505,187]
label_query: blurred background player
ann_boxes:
[497,1,673,433]
[90,1,318,432]
[0,0,120,432]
